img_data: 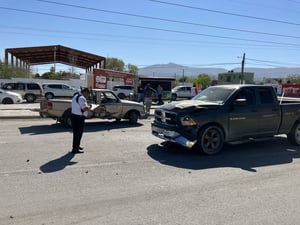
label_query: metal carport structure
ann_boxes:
[4,45,106,73]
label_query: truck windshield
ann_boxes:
[193,86,235,104]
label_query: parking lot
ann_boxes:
[1,104,300,225]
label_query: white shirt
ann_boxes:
[72,94,89,117]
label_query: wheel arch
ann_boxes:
[196,122,226,142]
[2,97,14,104]
[61,108,72,128]
[124,109,141,119]
[45,92,55,99]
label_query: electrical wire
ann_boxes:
[35,0,300,40]
[0,6,299,47]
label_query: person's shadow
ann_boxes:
[40,152,77,173]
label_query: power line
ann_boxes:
[0,6,300,47]
[148,0,300,26]
[1,25,298,49]
[246,57,300,66]
[35,0,300,40]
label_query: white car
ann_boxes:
[112,85,134,99]
[0,88,23,104]
[171,86,193,100]
[42,83,79,99]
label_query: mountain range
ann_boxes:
[138,63,300,81]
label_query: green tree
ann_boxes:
[0,60,29,78]
[286,74,300,83]
[178,76,189,83]
[195,73,211,89]
[127,63,138,74]
[41,71,56,79]
[106,57,125,71]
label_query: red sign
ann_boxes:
[280,83,300,97]
[93,69,135,88]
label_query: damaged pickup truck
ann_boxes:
[152,84,300,155]
[40,89,146,127]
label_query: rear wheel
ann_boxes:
[198,125,224,155]
[171,94,177,101]
[128,111,138,124]
[25,94,36,103]
[62,109,72,128]
[118,93,126,99]
[45,92,54,99]
[287,121,300,145]
[2,98,13,104]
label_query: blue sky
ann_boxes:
[0,0,300,74]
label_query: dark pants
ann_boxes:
[158,94,163,105]
[71,114,85,151]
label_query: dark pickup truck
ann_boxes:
[152,84,300,155]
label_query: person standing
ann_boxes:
[137,84,144,103]
[143,83,156,115]
[191,84,198,97]
[157,84,163,105]
[71,88,91,154]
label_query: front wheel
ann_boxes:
[128,111,138,124]
[287,121,300,145]
[198,125,224,155]
[2,98,13,104]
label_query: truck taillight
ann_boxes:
[47,102,53,110]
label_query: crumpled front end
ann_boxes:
[151,108,197,148]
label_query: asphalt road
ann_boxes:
[0,117,300,225]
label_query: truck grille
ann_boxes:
[154,109,177,125]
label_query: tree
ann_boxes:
[286,74,300,83]
[41,71,57,79]
[106,57,125,71]
[127,63,138,74]
[0,60,29,78]
[195,73,211,89]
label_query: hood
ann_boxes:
[159,100,221,112]
[1,89,22,97]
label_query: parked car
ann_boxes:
[42,83,79,99]
[112,85,134,99]
[0,88,23,104]
[1,82,43,103]
[171,86,193,101]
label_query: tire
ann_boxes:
[118,93,126,99]
[128,111,138,124]
[39,111,48,118]
[171,94,177,101]
[62,109,72,128]
[45,92,54,99]
[2,98,13,104]
[198,125,224,155]
[25,94,36,103]
[287,121,300,145]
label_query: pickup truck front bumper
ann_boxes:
[151,123,197,148]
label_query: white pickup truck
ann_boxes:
[40,89,146,127]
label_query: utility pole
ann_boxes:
[241,53,245,84]
[182,69,185,85]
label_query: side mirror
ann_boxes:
[233,98,247,106]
